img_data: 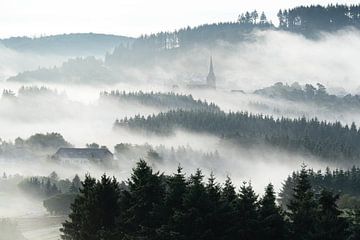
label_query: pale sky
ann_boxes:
[0,0,359,38]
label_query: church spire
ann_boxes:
[209,56,214,75]
[206,56,216,89]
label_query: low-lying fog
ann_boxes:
[1,28,360,239]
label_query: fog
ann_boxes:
[1,28,360,239]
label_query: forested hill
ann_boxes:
[278,4,360,36]
[115,110,360,162]
[100,91,220,112]
[254,82,360,111]
[1,33,133,56]
[108,4,360,57]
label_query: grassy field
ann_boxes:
[15,216,66,240]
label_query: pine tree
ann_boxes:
[60,175,121,240]
[69,175,81,193]
[259,183,286,240]
[173,169,210,240]
[236,182,259,240]
[220,176,237,240]
[121,159,165,239]
[156,166,187,240]
[287,166,317,240]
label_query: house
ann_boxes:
[52,147,113,165]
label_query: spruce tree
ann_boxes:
[287,166,317,240]
[156,166,187,240]
[121,159,165,239]
[259,183,286,240]
[60,175,121,240]
[220,176,237,240]
[174,169,210,240]
[236,182,259,240]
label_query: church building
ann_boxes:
[186,56,217,90]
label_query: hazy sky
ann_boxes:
[1,0,359,38]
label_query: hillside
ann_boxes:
[1,33,134,56]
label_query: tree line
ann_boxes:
[100,91,220,112]
[61,160,360,240]
[254,82,360,111]
[114,142,221,164]
[108,4,360,57]
[115,109,360,162]
[278,4,360,35]
[280,166,360,209]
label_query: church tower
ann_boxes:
[206,56,216,89]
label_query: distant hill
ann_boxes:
[254,82,360,111]
[7,56,115,84]
[0,33,134,56]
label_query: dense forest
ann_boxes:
[280,166,360,209]
[60,160,360,240]
[254,82,360,111]
[115,110,360,162]
[278,4,360,35]
[108,4,360,55]
[100,91,220,112]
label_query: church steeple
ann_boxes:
[206,56,216,89]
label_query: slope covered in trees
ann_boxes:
[0,33,133,56]
[8,57,114,84]
[100,91,220,112]
[278,4,360,36]
[254,82,360,111]
[60,161,358,240]
[115,110,360,162]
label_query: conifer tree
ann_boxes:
[121,159,165,239]
[287,166,317,240]
[60,175,121,240]
[236,182,259,240]
[259,183,286,240]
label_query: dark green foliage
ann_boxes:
[61,175,122,240]
[259,184,287,240]
[315,190,348,240]
[287,166,318,240]
[61,161,359,240]
[116,109,360,162]
[101,91,220,112]
[43,193,77,215]
[280,166,360,209]
[120,160,165,239]
[235,182,260,239]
